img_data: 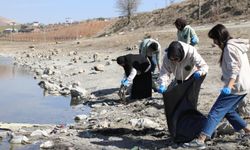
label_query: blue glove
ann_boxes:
[158,85,167,94]
[221,87,231,95]
[191,36,198,46]
[121,79,129,87]
[193,71,201,80]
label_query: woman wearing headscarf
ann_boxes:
[139,37,161,73]
[117,54,152,99]
[184,24,250,149]
[174,18,199,46]
[157,41,208,94]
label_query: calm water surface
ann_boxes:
[0,56,89,124]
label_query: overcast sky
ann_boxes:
[0,0,183,24]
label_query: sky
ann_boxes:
[0,0,182,24]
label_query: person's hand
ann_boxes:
[221,87,231,95]
[158,85,167,94]
[193,71,202,80]
[121,79,129,87]
[191,36,198,46]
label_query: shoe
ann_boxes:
[183,139,206,149]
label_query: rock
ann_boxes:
[100,120,110,128]
[10,134,29,144]
[55,41,62,44]
[108,136,123,141]
[59,87,71,95]
[129,118,160,129]
[72,81,81,88]
[70,87,88,100]
[94,64,105,71]
[38,81,60,94]
[40,141,54,149]
[105,61,112,65]
[0,131,9,139]
[74,114,88,121]
[30,129,49,137]
[35,68,43,76]
[93,53,99,62]
[69,51,77,56]
[100,109,108,115]
[217,121,234,135]
[43,68,54,75]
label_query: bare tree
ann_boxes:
[116,0,141,24]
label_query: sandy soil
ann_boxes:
[0,21,250,150]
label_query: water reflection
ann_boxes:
[0,56,90,124]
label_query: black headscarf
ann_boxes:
[166,41,185,62]
[117,54,149,77]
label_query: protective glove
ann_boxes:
[121,79,129,87]
[193,71,202,80]
[191,36,198,46]
[221,87,231,95]
[158,85,167,94]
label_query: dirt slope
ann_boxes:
[107,0,250,33]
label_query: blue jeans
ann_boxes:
[201,94,247,137]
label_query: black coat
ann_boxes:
[117,54,152,99]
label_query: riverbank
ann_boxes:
[0,22,250,149]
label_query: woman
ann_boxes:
[139,37,161,73]
[174,18,199,46]
[117,54,152,100]
[184,24,250,149]
[157,41,208,95]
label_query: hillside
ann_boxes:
[106,0,250,33]
[0,16,15,26]
[1,0,250,41]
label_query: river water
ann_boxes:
[0,56,89,124]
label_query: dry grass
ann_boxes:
[0,20,114,42]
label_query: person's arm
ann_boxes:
[154,51,161,72]
[190,27,199,46]
[139,41,143,54]
[223,46,241,89]
[139,39,148,57]
[150,40,162,72]
[126,68,137,84]
[192,47,209,75]
[157,55,171,87]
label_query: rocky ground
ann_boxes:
[1,21,250,150]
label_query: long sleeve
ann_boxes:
[139,39,149,57]
[157,55,172,87]
[192,47,209,74]
[126,67,137,83]
[223,46,240,80]
[190,27,199,45]
[155,42,162,67]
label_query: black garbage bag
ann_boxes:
[163,76,206,143]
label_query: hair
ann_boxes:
[208,24,232,66]
[174,18,187,31]
[148,42,158,51]
[166,41,185,61]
